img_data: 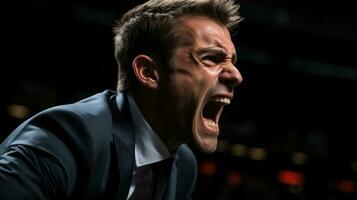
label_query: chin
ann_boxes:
[192,123,219,154]
[197,139,218,153]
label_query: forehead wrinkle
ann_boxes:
[200,32,236,54]
[173,23,195,48]
[175,15,236,57]
[197,42,236,60]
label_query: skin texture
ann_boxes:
[131,15,243,153]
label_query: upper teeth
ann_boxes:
[213,97,231,105]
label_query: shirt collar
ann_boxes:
[127,93,171,167]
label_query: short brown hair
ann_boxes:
[113,0,242,91]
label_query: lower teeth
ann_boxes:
[205,119,218,128]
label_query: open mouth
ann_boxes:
[201,97,231,135]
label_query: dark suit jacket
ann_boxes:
[0,90,197,200]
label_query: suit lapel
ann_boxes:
[109,93,135,200]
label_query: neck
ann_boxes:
[128,89,181,153]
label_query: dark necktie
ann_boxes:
[150,144,197,200]
[150,158,173,200]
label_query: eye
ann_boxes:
[201,55,221,66]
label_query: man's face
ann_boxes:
[159,15,243,153]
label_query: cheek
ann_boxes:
[169,74,198,98]
[177,73,214,92]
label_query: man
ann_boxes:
[0,0,243,199]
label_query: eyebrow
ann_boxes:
[196,47,237,64]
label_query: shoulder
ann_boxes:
[48,89,117,118]
[36,89,118,130]
[1,90,120,158]
[0,90,125,197]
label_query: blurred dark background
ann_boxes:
[1,0,357,199]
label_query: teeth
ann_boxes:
[204,118,218,128]
[212,97,231,105]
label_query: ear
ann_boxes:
[132,55,160,89]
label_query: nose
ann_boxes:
[218,64,243,90]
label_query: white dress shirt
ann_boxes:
[126,94,171,200]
